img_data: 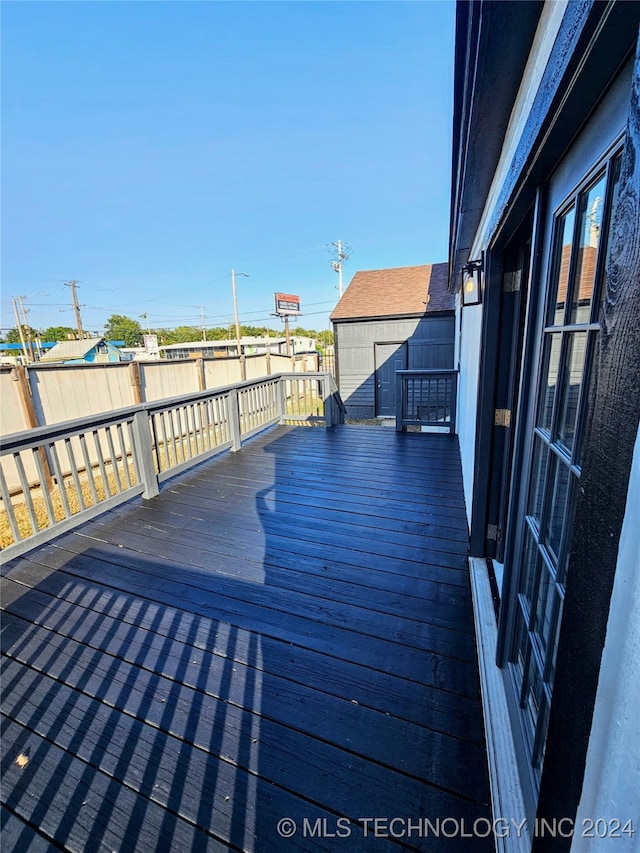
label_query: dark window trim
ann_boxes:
[532,45,640,852]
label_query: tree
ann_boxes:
[4,328,23,344]
[41,326,76,342]
[316,329,334,347]
[169,326,202,344]
[104,314,143,347]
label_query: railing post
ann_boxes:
[228,388,242,451]
[323,374,334,428]
[396,374,404,432]
[276,376,286,424]
[132,409,159,498]
[450,371,458,434]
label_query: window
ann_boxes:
[507,151,622,776]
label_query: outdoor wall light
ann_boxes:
[461,255,484,306]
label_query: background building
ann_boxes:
[330,263,454,418]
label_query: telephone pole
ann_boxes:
[200,305,207,342]
[17,296,35,362]
[231,269,249,380]
[64,280,84,339]
[11,297,30,362]
[330,240,351,298]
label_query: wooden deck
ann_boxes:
[1,425,492,852]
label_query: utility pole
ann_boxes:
[17,296,36,362]
[12,297,30,363]
[200,305,207,342]
[64,280,84,339]
[330,240,351,298]
[284,314,291,357]
[231,269,249,381]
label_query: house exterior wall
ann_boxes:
[572,425,640,853]
[334,315,454,418]
[456,302,482,520]
[452,2,640,846]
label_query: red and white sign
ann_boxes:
[274,293,301,316]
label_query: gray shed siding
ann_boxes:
[335,314,455,418]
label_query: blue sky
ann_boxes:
[2,1,455,337]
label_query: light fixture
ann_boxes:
[461,254,484,306]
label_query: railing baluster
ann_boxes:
[184,405,193,459]
[92,430,112,498]
[176,406,187,461]
[201,400,215,450]
[48,443,71,517]
[32,447,56,526]
[127,420,142,485]
[104,426,122,494]
[0,465,22,544]
[167,408,179,463]
[14,451,40,534]
[195,403,205,453]
[64,437,87,510]
[79,434,99,507]
[191,403,200,455]
[117,422,134,488]
[161,411,172,468]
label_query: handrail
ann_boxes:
[0,372,346,559]
[396,369,458,434]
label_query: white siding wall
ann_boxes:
[572,425,640,852]
[455,7,568,522]
[455,299,482,525]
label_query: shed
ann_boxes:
[330,263,454,418]
[39,337,122,364]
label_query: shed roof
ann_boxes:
[330,263,453,322]
[39,337,105,362]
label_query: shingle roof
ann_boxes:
[39,337,105,362]
[329,263,453,322]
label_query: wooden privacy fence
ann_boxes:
[0,352,319,438]
[0,372,345,559]
[396,370,458,433]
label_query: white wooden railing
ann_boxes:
[0,372,344,559]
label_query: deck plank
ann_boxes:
[1,426,493,852]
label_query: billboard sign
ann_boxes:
[274,292,301,316]
[143,334,159,356]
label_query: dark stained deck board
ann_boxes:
[1,426,493,852]
[8,542,479,692]
[1,576,482,742]
[90,500,470,570]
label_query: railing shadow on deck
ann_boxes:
[1,543,267,851]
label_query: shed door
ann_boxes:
[375,342,407,417]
